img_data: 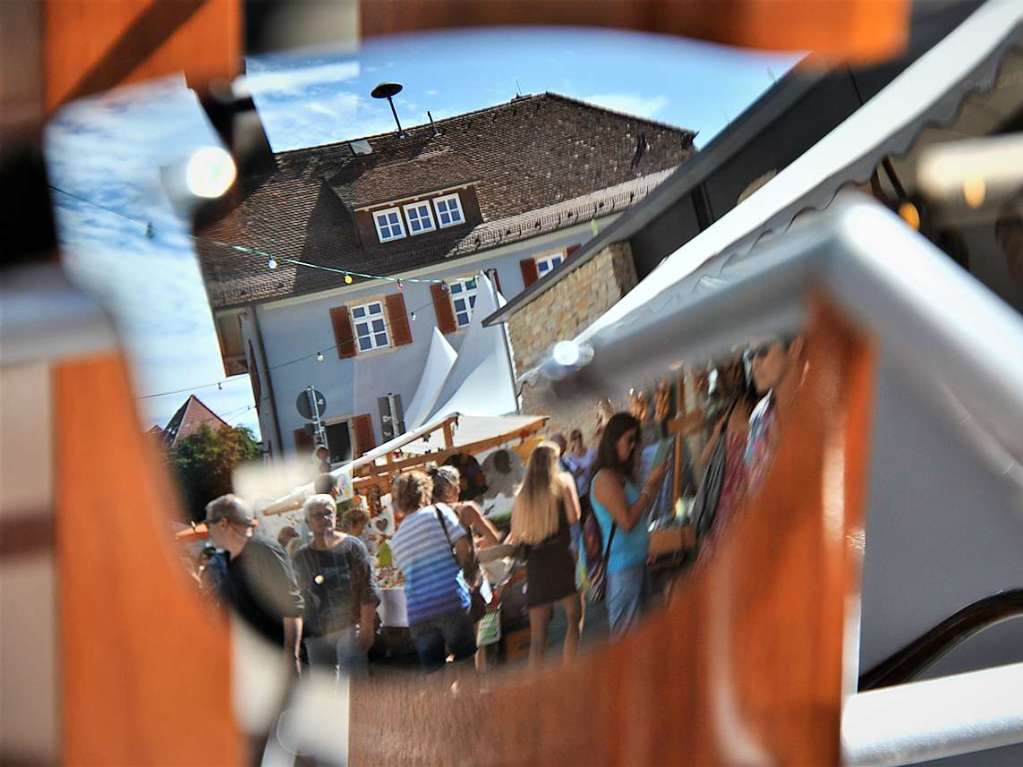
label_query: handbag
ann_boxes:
[435,504,489,622]
[585,514,617,604]
[690,409,732,540]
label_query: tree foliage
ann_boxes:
[170,424,261,522]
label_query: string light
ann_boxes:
[316,351,325,362]
[268,256,278,270]
[344,273,354,284]
[410,311,416,321]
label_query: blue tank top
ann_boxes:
[590,474,649,573]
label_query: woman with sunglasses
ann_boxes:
[590,413,668,636]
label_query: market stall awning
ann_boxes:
[574,0,1023,347]
[350,412,547,476]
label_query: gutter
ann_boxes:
[249,303,283,452]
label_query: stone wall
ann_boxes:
[507,242,638,438]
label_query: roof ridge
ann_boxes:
[273,91,694,160]
[539,91,697,138]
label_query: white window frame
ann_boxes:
[433,193,465,229]
[447,275,480,329]
[350,300,391,352]
[402,200,436,236]
[372,207,406,242]
[535,251,565,279]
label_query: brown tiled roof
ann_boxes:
[161,395,230,448]
[198,92,695,309]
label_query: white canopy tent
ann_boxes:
[423,273,518,422]
[403,328,457,429]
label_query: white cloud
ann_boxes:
[240,61,360,97]
[581,92,669,120]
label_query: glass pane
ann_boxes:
[469,295,477,307]
[552,256,562,267]
[388,212,399,224]
[375,333,388,346]
[450,209,463,222]
[372,319,384,332]
[453,298,466,311]
[456,312,469,326]
[440,212,451,225]
[436,199,448,212]
[359,337,372,351]
[369,303,381,314]
[467,278,476,289]
[355,323,369,335]
[451,283,462,294]
[352,307,365,318]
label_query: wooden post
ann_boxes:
[442,419,455,449]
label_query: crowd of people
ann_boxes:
[187,333,805,678]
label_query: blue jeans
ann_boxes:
[410,608,477,671]
[606,565,648,637]
[304,628,367,678]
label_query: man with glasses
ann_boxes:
[204,494,304,674]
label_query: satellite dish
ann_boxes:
[370,82,403,99]
[371,82,406,137]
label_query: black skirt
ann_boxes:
[525,500,577,607]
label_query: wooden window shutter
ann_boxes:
[293,427,314,454]
[385,293,413,346]
[566,244,581,259]
[431,283,457,335]
[352,414,376,458]
[520,258,539,287]
[487,268,503,296]
[330,305,357,358]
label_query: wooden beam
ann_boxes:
[55,352,240,764]
[44,0,241,113]
[442,420,455,449]
[361,0,908,66]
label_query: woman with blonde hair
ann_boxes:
[512,441,583,666]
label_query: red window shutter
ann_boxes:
[293,427,314,454]
[520,258,539,287]
[566,244,581,259]
[431,283,457,335]
[487,268,503,296]
[330,305,357,358]
[352,414,376,458]
[385,293,413,347]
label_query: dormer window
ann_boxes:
[373,208,406,242]
[433,193,465,228]
[403,201,436,235]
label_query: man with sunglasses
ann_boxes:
[204,494,304,675]
[745,336,806,492]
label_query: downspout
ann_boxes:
[249,303,283,451]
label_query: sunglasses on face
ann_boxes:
[309,511,335,521]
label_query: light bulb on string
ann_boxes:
[344,273,353,284]
[410,311,416,321]
[217,382,223,390]
[316,351,325,362]
[268,256,278,270]
[396,278,404,291]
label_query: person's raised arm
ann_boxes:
[593,465,666,532]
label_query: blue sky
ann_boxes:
[46,28,798,439]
